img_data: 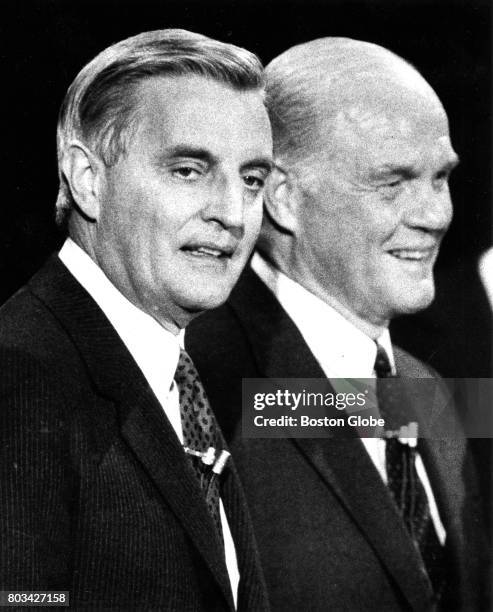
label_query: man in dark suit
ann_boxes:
[187,38,487,610]
[0,29,274,609]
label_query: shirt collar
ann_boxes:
[58,238,183,393]
[251,252,395,378]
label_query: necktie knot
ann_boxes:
[374,343,410,432]
[175,348,216,452]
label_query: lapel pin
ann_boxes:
[383,421,419,446]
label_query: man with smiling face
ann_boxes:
[0,30,273,610]
[187,38,487,610]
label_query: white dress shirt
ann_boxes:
[251,252,446,543]
[59,238,239,605]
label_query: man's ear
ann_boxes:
[60,142,104,222]
[264,163,299,234]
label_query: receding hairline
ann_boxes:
[266,36,423,85]
[77,69,266,161]
[62,29,265,153]
[264,36,444,164]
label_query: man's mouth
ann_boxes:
[181,242,236,259]
[387,247,435,262]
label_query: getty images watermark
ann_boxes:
[241,378,493,439]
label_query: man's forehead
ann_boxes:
[313,58,446,136]
[308,104,457,186]
[332,117,454,170]
[129,74,272,160]
[327,86,451,151]
[134,73,247,115]
[333,104,449,142]
[131,75,263,127]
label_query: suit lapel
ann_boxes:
[394,349,468,545]
[117,387,234,609]
[220,461,269,612]
[229,269,434,609]
[294,438,434,608]
[228,267,328,380]
[393,349,477,603]
[418,435,482,607]
[29,256,234,610]
[419,437,466,554]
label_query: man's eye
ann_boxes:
[385,179,402,188]
[378,179,404,199]
[243,174,265,192]
[173,167,201,180]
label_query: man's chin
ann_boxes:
[394,286,435,316]
[181,288,234,316]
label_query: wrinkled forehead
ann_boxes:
[313,56,446,135]
[323,75,454,164]
[338,86,446,133]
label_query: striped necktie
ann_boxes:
[374,343,446,598]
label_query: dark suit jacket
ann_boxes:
[0,256,269,611]
[187,267,487,612]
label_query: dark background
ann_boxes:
[1,0,491,376]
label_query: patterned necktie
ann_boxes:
[175,348,223,543]
[374,343,445,597]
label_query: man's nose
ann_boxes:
[204,175,245,233]
[405,183,453,233]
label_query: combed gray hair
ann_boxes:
[56,28,264,225]
[265,37,424,170]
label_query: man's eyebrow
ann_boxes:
[241,157,274,173]
[370,155,461,179]
[154,147,273,173]
[369,164,416,180]
[156,146,215,164]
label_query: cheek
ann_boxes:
[142,199,187,250]
[124,213,175,268]
[98,202,134,250]
[355,195,400,245]
[243,201,263,241]
[101,182,148,238]
[251,203,264,234]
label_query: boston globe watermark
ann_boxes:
[242,378,493,439]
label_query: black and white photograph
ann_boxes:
[0,0,491,609]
